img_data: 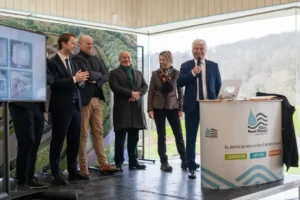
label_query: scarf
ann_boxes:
[122,65,135,89]
[159,66,174,94]
[158,66,174,83]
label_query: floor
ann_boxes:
[3,159,300,200]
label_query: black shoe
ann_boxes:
[53,173,68,185]
[68,171,90,181]
[15,184,31,191]
[116,164,123,172]
[129,162,146,170]
[161,163,173,172]
[181,161,188,170]
[188,170,196,179]
[28,177,48,189]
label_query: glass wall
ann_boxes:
[139,8,300,174]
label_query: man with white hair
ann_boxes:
[177,39,221,179]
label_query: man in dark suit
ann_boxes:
[109,51,148,171]
[8,56,54,190]
[48,33,90,185]
[177,39,222,179]
[72,35,119,175]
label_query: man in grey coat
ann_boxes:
[109,51,148,171]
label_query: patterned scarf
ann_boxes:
[122,65,135,89]
[159,66,174,94]
[158,66,174,83]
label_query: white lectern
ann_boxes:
[200,100,283,189]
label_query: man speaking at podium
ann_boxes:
[177,39,222,179]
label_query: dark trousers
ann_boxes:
[114,128,139,165]
[185,103,200,171]
[9,103,44,185]
[153,108,186,164]
[49,106,81,176]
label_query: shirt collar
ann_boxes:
[57,51,69,61]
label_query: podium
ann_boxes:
[200,100,284,189]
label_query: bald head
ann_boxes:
[79,35,93,54]
[119,51,132,67]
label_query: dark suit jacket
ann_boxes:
[148,69,183,112]
[72,51,109,106]
[48,54,83,112]
[177,59,222,113]
[47,58,54,86]
[257,92,299,171]
[109,66,148,131]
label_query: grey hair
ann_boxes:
[192,39,207,49]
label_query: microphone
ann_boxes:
[197,56,201,66]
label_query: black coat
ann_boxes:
[72,51,109,106]
[109,66,148,131]
[257,92,299,171]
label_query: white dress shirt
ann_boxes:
[57,52,77,83]
[192,58,207,100]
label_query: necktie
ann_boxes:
[65,59,74,76]
[198,62,204,100]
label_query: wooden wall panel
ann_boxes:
[5,0,13,9]
[202,0,209,16]
[222,0,229,14]
[173,0,179,22]
[21,0,29,12]
[43,0,51,15]
[257,0,265,7]
[242,0,250,10]
[273,0,281,5]
[228,0,236,12]
[0,0,299,28]
[178,0,184,20]
[28,0,36,13]
[215,0,222,15]
[265,0,274,6]
[250,0,257,9]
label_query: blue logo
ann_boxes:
[205,128,218,138]
[248,110,268,135]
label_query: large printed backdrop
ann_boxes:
[0,16,137,177]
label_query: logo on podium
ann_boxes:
[248,109,268,135]
[205,128,218,138]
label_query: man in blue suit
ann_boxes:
[177,39,221,179]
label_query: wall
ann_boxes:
[0,0,299,28]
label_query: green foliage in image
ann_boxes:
[0,15,137,175]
